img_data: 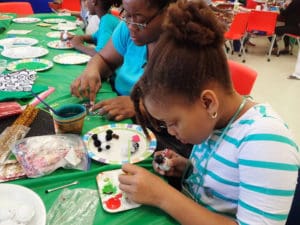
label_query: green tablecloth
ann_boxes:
[0,13,178,225]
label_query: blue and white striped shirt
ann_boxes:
[185,103,300,225]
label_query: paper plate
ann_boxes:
[51,24,77,31]
[0,37,38,48]
[46,31,75,38]
[12,17,41,23]
[83,123,157,164]
[7,58,53,72]
[96,169,141,213]
[53,53,90,65]
[1,46,49,59]
[47,40,73,49]
[43,18,66,24]
[0,184,46,225]
[0,14,13,20]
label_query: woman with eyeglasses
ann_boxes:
[118,1,300,225]
[70,0,175,121]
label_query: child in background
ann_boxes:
[64,0,121,56]
[119,1,300,224]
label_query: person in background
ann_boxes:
[64,0,121,56]
[119,1,300,224]
[70,0,176,122]
[272,0,300,55]
[70,0,192,177]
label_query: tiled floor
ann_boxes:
[227,37,300,144]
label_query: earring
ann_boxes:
[210,112,217,119]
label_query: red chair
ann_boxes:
[228,60,258,95]
[61,0,81,12]
[0,2,34,15]
[246,10,278,61]
[224,12,250,63]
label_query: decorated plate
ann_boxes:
[51,24,77,31]
[83,123,157,164]
[12,17,41,24]
[53,53,90,65]
[43,18,66,24]
[0,14,13,20]
[0,37,38,48]
[1,46,49,59]
[7,58,53,72]
[0,184,46,225]
[46,31,75,38]
[96,169,141,213]
[47,40,73,49]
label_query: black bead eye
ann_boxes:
[154,155,164,164]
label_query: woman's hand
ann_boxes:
[153,149,188,177]
[69,35,84,47]
[70,55,104,103]
[119,164,170,206]
[92,96,135,121]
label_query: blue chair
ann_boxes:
[286,169,300,225]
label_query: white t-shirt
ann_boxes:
[85,15,100,35]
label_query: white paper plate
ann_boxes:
[51,24,77,31]
[0,184,46,225]
[1,46,49,59]
[83,123,157,164]
[12,17,41,24]
[46,31,75,38]
[47,40,73,49]
[43,18,66,24]
[7,58,53,72]
[0,37,38,48]
[96,169,141,213]
[53,53,90,64]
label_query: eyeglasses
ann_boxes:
[120,8,163,31]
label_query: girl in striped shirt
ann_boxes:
[118,0,300,224]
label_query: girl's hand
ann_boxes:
[119,164,169,206]
[153,149,188,177]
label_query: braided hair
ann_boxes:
[131,0,234,137]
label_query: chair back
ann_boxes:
[0,2,34,15]
[61,0,81,11]
[228,60,257,95]
[225,12,250,38]
[286,170,300,225]
[246,10,278,36]
[246,0,258,9]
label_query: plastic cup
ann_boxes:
[52,104,86,134]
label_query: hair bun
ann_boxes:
[163,0,225,47]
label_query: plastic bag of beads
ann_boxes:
[47,188,99,225]
[12,134,90,177]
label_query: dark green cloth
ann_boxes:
[0,84,48,101]
[0,13,16,34]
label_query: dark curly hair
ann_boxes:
[131,0,234,137]
[99,0,122,12]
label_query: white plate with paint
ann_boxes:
[96,169,141,213]
[0,183,46,225]
[47,40,73,49]
[83,123,157,164]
